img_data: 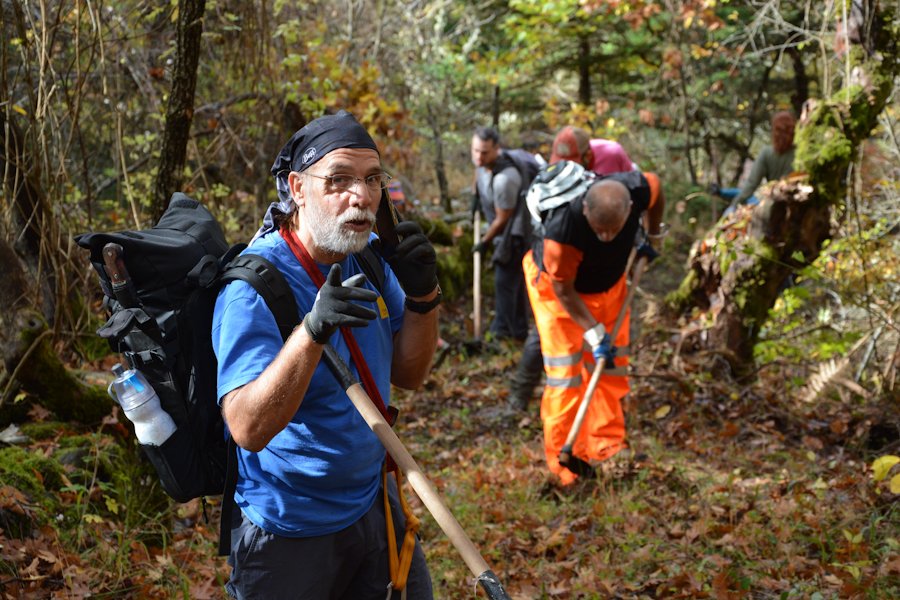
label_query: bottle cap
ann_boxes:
[112,364,125,377]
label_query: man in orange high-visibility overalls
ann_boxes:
[524,139,664,486]
[510,126,639,412]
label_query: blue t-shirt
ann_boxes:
[211,230,406,537]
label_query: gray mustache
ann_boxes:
[340,210,376,226]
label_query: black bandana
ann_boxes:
[270,110,379,176]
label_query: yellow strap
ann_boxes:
[382,464,421,592]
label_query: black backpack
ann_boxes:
[476,148,541,264]
[76,193,385,553]
[495,148,541,191]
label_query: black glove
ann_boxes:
[636,241,660,263]
[303,263,378,344]
[472,241,486,255]
[387,221,438,297]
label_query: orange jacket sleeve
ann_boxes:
[643,172,661,210]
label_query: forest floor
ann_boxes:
[1,234,898,599]
[405,240,899,599]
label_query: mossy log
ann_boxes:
[669,1,899,370]
[1,316,113,427]
[0,236,111,426]
[668,179,829,363]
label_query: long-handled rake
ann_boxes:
[322,345,512,599]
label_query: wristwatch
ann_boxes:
[405,286,442,314]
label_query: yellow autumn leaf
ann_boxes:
[12,104,27,116]
[872,455,900,482]
[891,474,900,494]
[655,405,671,419]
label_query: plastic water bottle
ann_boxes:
[107,364,176,446]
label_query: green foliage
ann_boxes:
[754,215,896,369]
[794,102,855,188]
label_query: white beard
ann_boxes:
[304,200,375,256]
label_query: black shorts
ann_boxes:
[226,476,433,600]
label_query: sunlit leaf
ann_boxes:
[872,455,900,482]
[105,496,119,515]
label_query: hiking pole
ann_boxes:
[473,210,482,339]
[558,252,648,475]
[322,345,511,600]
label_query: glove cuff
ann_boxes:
[405,286,442,314]
[583,322,606,348]
[303,317,327,345]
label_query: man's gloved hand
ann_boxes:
[304,263,378,344]
[592,333,617,365]
[387,220,438,297]
[472,241,486,255]
[636,240,660,263]
[584,322,616,365]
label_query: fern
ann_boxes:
[802,357,850,403]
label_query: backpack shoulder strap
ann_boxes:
[354,244,385,295]
[216,252,299,557]
[222,254,299,343]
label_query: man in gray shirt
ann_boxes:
[471,126,530,341]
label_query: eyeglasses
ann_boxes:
[306,172,393,193]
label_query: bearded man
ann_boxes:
[213,111,439,599]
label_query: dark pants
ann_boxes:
[490,236,530,340]
[509,327,544,409]
[226,476,432,600]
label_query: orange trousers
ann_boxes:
[523,251,630,485]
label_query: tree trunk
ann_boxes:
[669,0,898,371]
[787,46,810,118]
[491,85,500,130]
[427,108,451,212]
[0,112,59,325]
[578,35,591,106]
[152,0,207,221]
[1,107,108,427]
[678,70,698,185]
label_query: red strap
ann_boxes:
[279,226,393,425]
